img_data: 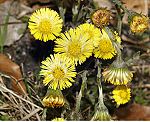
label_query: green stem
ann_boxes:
[91,60,111,121]
[75,70,88,120]
[115,5,124,35]
[96,60,103,104]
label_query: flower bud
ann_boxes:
[42,88,65,108]
[130,14,149,33]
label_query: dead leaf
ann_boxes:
[0,53,27,95]
[114,103,150,120]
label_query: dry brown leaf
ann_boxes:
[0,53,27,95]
[115,103,150,120]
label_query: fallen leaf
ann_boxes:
[114,103,150,120]
[0,53,27,95]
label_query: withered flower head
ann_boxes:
[91,8,111,28]
[130,15,149,33]
[42,88,65,108]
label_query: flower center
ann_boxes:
[119,91,127,99]
[39,19,52,34]
[99,39,113,53]
[68,41,81,57]
[52,67,65,80]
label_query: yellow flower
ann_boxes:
[40,54,76,90]
[94,29,117,59]
[130,15,149,33]
[52,118,65,121]
[42,89,65,108]
[28,8,63,42]
[91,8,111,28]
[102,67,133,85]
[112,85,131,105]
[54,28,94,65]
[76,23,101,47]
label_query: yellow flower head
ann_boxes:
[42,89,65,108]
[112,85,131,105]
[130,15,149,33]
[28,8,63,42]
[54,28,94,65]
[102,67,133,85]
[76,23,101,47]
[94,29,117,59]
[40,54,76,90]
[52,118,65,121]
[92,8,111,28]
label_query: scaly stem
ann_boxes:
[96,60,103,104]
[75,70,88,120]
[91,60,111,121]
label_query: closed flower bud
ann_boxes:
[91,108,111,121]
[91,8,111,28]
[102,58,133,85]
[42,88,65,108]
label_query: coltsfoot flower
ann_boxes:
[40,54,76,90]
[91,8,111,28]
[130,15,149,33]
[102,67,133,85]
[112,85,131,105]
[54,28,94,65]
[28,8,63,42]
[94,29,117,59]
[42,89,65,108]
[52,118,65,121]
[76,23,101,47]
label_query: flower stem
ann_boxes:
[96,60,103,104]
[74,70,88,120]
[91,60,111,120]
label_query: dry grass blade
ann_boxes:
[21,108,41,120]
[0,76,43,120]
[0,84,42,110]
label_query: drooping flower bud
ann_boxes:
[42,88,65,108]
